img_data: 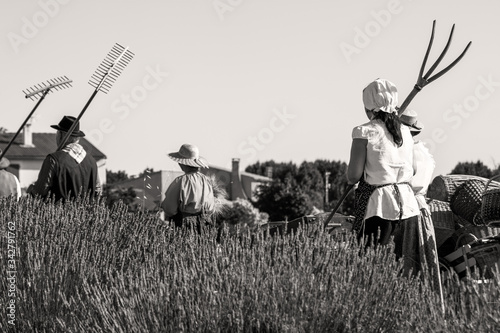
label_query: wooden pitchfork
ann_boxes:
[398,20,472,116]
[57,43,134,151]
[0,77,72,161]
[323,21,472,228]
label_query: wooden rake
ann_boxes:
[398,20,472,116]
[0,76,72,161]
[57,43,134,150]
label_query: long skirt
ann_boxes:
[393,207,443,296]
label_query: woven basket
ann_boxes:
[454,214,472,230]
[427,174,488,202]
[481,175,500,227]
[450,179,486,223]
[428,199,455,248]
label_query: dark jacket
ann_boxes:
[28,148,99,201]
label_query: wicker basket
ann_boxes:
[481,175,500,227]
[450,179,486,223]
[428,199,455,248]
[427,174,488,202]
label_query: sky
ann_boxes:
[1,0,499,180]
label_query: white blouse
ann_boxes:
[410,140,436,209]
[352,119,420,221]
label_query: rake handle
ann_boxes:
[57,89,98,151]
[0,89,50,160]
[323,184,354,228]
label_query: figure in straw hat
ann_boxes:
[27,115,101,201]
[396,109,443,298]
[0,150,21,200]
[161,144,215,233]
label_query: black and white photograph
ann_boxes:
[1,0,500,331]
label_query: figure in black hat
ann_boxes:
[27,115,101,201]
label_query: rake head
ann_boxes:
[88,43,134,94]
[23,76,73,101]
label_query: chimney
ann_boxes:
[265,166,273,179]
[20,121,34,148]
[230,158,247,200]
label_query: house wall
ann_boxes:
[201,165,268,202]
[241,174,261,201]
[110,171,183,211]
[9,159,42,188]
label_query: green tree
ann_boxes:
[106,169,129,184]
[449,160,493,178]
[138,167,155,178]
[103,186,139,212]
[104,169,138,212]
[253,180,313,221]
[246,159,355,217]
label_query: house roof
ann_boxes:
[0,132,106,161]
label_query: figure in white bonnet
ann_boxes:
[346,78,420,255]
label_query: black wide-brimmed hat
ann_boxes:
[50,115,85,137]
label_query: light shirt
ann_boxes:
[14,176,21,200]
[352,119,420,220]
[410,140,436,209]
[162,171,215,218]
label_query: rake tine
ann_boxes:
[426,41,472,84]
[58,43,134,150]
[423,24,455,81]
[0,75,70,160]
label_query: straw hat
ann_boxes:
[50,115,85,137]
[0,149,10,169]
[168,144,209,168]
[362,78,398,114]
[400,108,424,132]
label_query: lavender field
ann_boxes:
[1,196,499,332]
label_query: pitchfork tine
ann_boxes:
[418,20,436,82]
[427,41,472,84]
[423,24,455,80]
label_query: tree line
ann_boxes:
[104,160,500,221]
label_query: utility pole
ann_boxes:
[324,171,331,210]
